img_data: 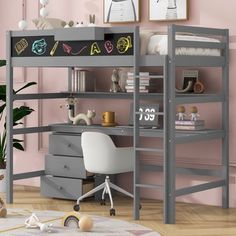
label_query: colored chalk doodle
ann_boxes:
[62,43,72,54]
[14,38,28,55]
[50,41,59,56]
[71,46,87,55]
[32,38,47,55]
[116,36,132,54]
[104,41,114,54]
[62,43,87,55]
[90,42,101,55]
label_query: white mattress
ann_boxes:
[147,34,221,56]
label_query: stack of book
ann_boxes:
[125,72,159,93]
[175,120,205,130]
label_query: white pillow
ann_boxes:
[32,18,66,29]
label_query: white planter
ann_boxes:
[0,169,6,193]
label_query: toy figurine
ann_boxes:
[88,14,96,26]
[176,105,187,121]
[110,68,122,93]
[25,213,53,232]
[189,106,200,121]
[64,97,96,125]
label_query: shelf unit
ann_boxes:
[6,25,229,224]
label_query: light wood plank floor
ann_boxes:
[1,185,236,236]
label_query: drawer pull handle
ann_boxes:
[58,186,63,190]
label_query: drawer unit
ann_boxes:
[45,154,93,179]
[49,133,83,157]
[41,176,94,200]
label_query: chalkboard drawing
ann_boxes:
[104,41,114,54]
[32,38,47,55]
[62,43,87,55]
[15,38,28,55]
[116,36,132,54]
[62,43,72,54]
[90,42,101,55]
[50,41,59,56]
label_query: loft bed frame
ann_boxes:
[6,25,229,224]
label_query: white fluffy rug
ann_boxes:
[0,209,161,236]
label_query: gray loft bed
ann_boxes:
[6,25,229,224]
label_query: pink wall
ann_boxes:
[1,0,236,206]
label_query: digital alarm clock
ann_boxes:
[129,103,159,127]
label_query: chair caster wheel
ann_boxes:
[110,208,116,216]
[100,199,106,205]
[73,204,80,212]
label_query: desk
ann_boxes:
[50,123,221,144]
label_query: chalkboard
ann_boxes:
[12,33,133,57]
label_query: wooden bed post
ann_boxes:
[6,31,14,203]
[164,24,177,224]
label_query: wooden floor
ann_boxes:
[1,185,236,236]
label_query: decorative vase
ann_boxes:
[0,169,6,193]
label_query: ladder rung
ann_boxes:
[135,147,163,154]
[135,111,164,116]
[136,183,163,189]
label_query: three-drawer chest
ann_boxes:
[41,132,94,200]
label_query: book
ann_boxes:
[175,125,205,130]
[125,85,149,90]
[175,120,205,126]
[126,89,149,93]
[126,79,150,85]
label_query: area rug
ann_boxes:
[0,209,161,236]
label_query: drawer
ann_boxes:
[45,154,93,179]
[49,133,83,156]
[41,176,94,200]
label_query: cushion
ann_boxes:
[32,17,66,29]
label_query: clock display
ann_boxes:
[129,103,159,127]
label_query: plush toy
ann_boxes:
[0,198,7,218]
[79,215,93,232]
[25,213,53,232]
[110,68,122,93]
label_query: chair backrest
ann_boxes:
[81,132,116,174]
[81,131,134,174]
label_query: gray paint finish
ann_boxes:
[6,24,229,224]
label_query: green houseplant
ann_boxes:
[0,59,36,191]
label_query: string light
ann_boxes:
[39,0,49,18]
[18,0,27,30]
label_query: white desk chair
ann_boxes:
[73,131,134,216]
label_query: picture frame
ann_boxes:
[149,0,188,22]
[104,0,140,23]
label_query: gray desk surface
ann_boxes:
[50,123,224,143]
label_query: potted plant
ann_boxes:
[0,59,36,192]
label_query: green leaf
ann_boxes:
[13,106,34,123]
[14,82,37,94]
[0,85,6,102]
[0,60,6,67]
[13,142,24,151]
[13,138,23,143]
